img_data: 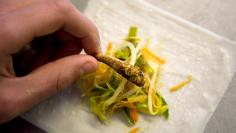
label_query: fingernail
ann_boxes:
[79,62,97,76]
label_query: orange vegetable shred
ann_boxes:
[142,47,166,64]
[105,42,113,55]
[129,127,140,133]
[170,75,192,92]
[129,109,139,123]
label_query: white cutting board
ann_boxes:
[23,0,236,133]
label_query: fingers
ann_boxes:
[0,0,100,56]
[0,54,97,123]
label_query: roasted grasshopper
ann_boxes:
[94,53,148,87]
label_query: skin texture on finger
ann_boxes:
[0,54,98,123]
[0,0,46,14]
[57,30,80,43]
[0,0,100,56]
[0,56,15,77]
[62,9,100,54]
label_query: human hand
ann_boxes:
[0,0,100,123]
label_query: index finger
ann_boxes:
[0,0,100,56]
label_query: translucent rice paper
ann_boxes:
[23,0,236,133]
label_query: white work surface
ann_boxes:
[72,0,236,132]
[143,1,236,133]
[24,0,236,133]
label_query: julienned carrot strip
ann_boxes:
[142,48,166,64]
[170,75,192,92]
[129,127,140,133]
[128,108,139,123]
[105,42,113,55]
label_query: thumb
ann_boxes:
[27,54,98,92]
[0,54,97,123]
